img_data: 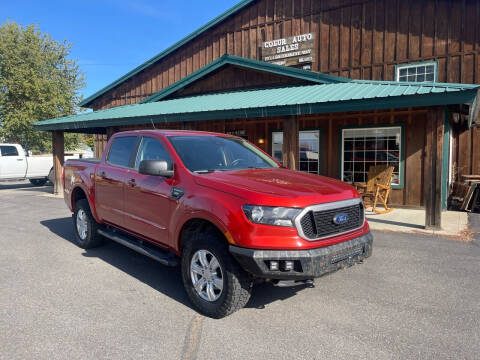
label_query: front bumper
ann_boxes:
[229,232,373,280]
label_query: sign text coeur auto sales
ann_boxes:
[261,33,315,68]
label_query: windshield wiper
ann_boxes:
[194,167,269,173]
[194,169,228,174]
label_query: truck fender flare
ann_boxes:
[174,211,231,252]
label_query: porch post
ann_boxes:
[424,107,444,230]
[282,115,299,170]
[93,134,104,158]
[52,130,64,195]
[106,126,118,140]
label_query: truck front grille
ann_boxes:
[297,201,364,240]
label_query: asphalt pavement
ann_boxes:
[1,181,479,360]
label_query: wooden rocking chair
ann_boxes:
[354,165,395,214]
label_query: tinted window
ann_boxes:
[107,136,137,167]
[135,137,172,169]
[168,136,278,173]
[0,146,19,157]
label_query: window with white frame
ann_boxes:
[396,61,437,82]
[341,127,402,186]
[272,130,320,174]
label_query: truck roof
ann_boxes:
[112,130,237,138]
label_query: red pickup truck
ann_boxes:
[63,130,372,318]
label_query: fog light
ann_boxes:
[284,261,294,271]
[269,261,279,271]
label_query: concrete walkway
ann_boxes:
[366,208,470,238]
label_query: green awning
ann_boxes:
[34,81,480,131]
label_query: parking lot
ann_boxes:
[1,181,479,360]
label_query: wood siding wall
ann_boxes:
[90,0,480,110]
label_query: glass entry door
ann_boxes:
[272,130,321,175]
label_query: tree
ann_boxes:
[0,21,85,152]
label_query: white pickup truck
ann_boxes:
[0,144,92,186]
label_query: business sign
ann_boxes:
[261,33,315,68]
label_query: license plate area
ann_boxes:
[330,245,364,264]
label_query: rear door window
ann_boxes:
[0,146,19,156]
[107,136,138,167]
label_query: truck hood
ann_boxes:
[193,168,359,207]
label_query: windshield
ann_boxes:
[168,135,279,173]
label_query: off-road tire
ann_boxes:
[29,178,47,186]
[73,199,104,249]
[181,231,252,318]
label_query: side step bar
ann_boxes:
[98,228,179,267]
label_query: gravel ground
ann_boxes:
[1,181,479,360]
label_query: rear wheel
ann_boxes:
[181,231,252,318]
[73,199,104,249]
[29,178,47,186]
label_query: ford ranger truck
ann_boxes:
[63,130,372,318]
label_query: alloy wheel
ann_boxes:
[190,249,224,302]
[76,209,88,240]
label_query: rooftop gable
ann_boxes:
[141,54,348,103]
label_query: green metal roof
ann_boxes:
[141,54,347,103]
[34,82,480,131]
[79,0,256,107]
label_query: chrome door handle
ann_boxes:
[127,179,136,187]
[99,171,106,178]
[17,159,24,161]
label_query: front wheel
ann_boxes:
[29,178,47,186]
[181,232,252,318]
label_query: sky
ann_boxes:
[1,0,240,100]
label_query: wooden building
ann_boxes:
[35,0,480,229]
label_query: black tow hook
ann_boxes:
[272,279,315,288]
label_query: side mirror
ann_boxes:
[139,160,174,177]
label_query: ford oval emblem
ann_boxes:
[333,213,349,225]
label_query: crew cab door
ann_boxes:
[124,136,174,245]
[95,136,138,227]
[0,145,27,179]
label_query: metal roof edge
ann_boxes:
[79,0,256,107]
[141,54,348,103]
[34,88,479,131]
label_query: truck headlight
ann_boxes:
[242,205,301,227]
